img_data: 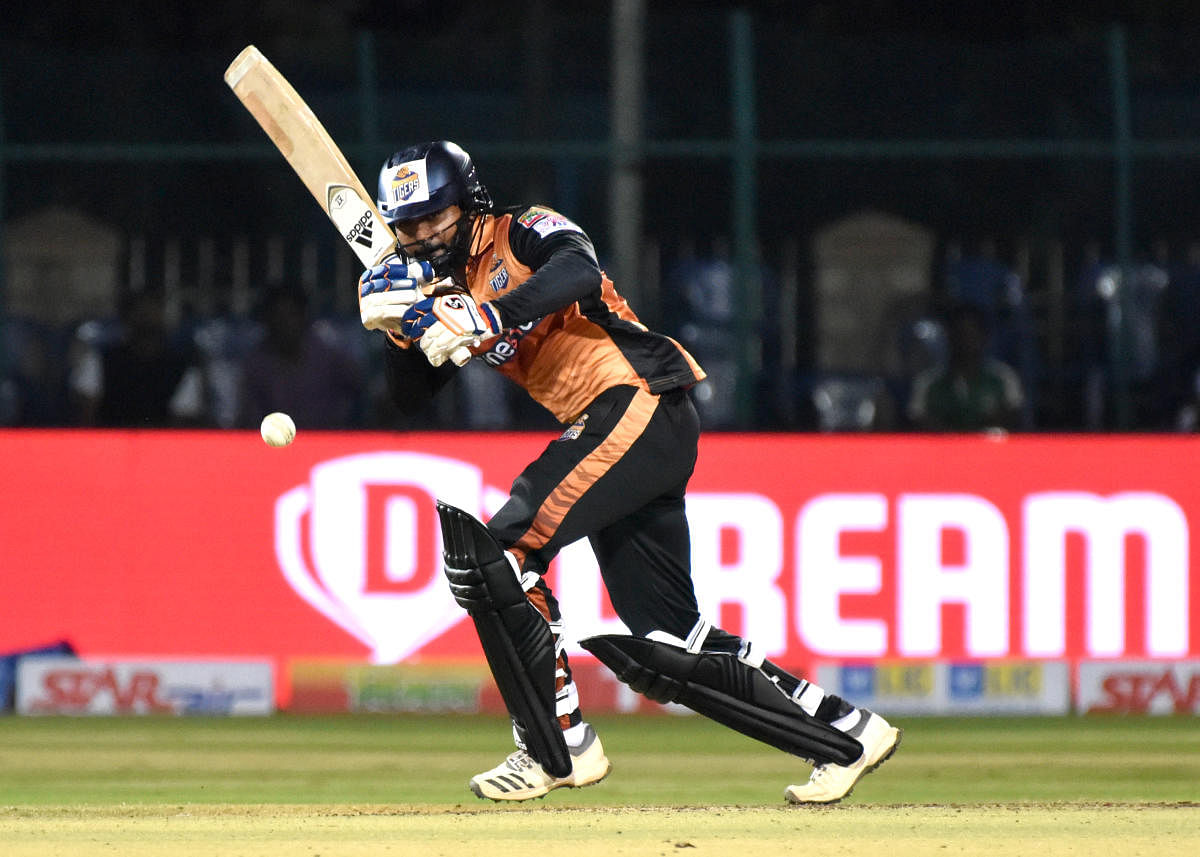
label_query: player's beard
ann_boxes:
[399,213,480,284]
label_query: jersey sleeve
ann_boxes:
[383,335,458,413]
[489,206,603,326]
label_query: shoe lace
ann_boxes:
[505,750,536,773]
[808,764,835,785]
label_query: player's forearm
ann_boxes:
[491,246,602,326]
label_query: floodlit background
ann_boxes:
[6,1,1200,432]
[0,0,1197,740]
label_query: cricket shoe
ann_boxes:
[784,710,902,805]
[468,724,612,802]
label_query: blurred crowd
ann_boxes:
[667,233,1200,434]
[0,277,555,434]
[3,235,1200,434]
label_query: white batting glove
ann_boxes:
[400,292,503,367]
[358,258,436,335]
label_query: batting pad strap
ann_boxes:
[737,640,765,669]
[645,629,688,648]
[555,680,580,717]
[793,681,825,717]
[580,634,863,767]
[684,618,713,654]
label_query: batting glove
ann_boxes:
[400,292,503,367]
[358,258,437,342]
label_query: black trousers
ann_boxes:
[487,384,703,639]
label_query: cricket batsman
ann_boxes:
[355,140,902,804]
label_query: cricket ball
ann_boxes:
[260,412,296,447]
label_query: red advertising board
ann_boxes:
[2,430,1198,704]
[1077,660,1200,714]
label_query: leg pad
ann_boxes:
[438,501,571,779]
[580,633,862,766]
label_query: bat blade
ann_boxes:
[224,45,396,268]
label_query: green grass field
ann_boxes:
[1,713,1197,855]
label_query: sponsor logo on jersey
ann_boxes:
[558,413,588,441]
[488,256,510,292]
[481,320,539,367]
[391,165,422,202]
[516,206,582,238]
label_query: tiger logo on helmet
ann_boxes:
[375,141,494,278]
[390,165,422,203]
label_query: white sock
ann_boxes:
[563,721,590,748]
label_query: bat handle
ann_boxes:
[376,253,436,285]
[405,260,437,284]
[450,345,474,367]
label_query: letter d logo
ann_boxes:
[275,452,484,663]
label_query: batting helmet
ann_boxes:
[376,140,492,226]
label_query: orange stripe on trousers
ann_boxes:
[516,387,659,556]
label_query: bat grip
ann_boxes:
[404,260,437,284]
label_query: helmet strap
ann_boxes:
[434,211,485,282]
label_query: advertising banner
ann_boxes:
[288,660,492,714]
[288,659,682,715]
[16,657,274,715]
[1077,660,1200,714]
[815,660,1071,715]
[1,430,1198,705]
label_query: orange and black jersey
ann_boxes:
[385,205,705,424]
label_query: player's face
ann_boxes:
[394,204,462,248]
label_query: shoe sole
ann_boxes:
[469,760,613,803]
[785,727,903,806]
[576,759,614,790]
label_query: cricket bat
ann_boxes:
[224,45,474,365]
[224,45,398,269]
